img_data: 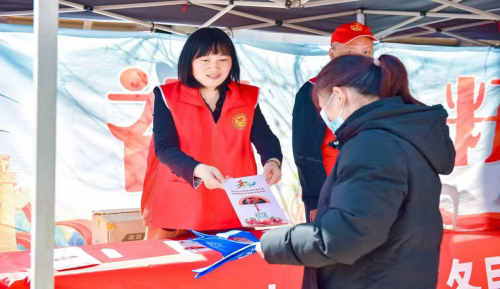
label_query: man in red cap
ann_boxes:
[292,22,377,223]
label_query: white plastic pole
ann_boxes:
[32,0,58,287]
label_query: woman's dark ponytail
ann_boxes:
[379,55,424,105]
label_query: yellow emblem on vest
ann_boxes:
[232,113,247,130]
[351,23,363,31]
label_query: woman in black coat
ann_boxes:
[256,54,456,289]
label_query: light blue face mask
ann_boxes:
[320,92,344,134]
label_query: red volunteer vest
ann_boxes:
[309,77,339,176]
[142,81,259,230]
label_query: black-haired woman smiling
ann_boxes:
[141,28,283,239]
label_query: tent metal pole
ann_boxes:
[96,1,186,10]
[364,10,495,20]
[439,31,492,47]
[196,3,277,24]
[285,11,357,24]
[383,6,500,36]
[59,0,189,35]
[200,5,234,28]
[375,0,464,38]
[420,25,492,47]
[282,23,331,36]
[226,23,276,31]
[442,20,496,31]
[32,0,58,287]
[269,0,287,7]
[197,3,331,35]
[430,0,500,21]
[0,1,188,17]
[193,0,285,8]
[228,10,356,31]
[383,21,496,44]
[383,20,494,41]
[0,7,78,17]
[439,31,492,46]
[382,30,435,41]
[303,0,359,8]
[375,17,424,39]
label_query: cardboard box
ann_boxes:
[92,208,146,245]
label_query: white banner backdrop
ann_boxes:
[0,23,499,251]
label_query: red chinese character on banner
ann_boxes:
[107,67,176,192]
[446,259,482,289]
[446,77,486,167]
[485,79,500,164]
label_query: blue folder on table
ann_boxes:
[190,230,260,278]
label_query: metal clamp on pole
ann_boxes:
[285,0,292,9]
[357,8,365,24]
[83,5,94,12]
[275,20,283,26]
[150,22,155,33]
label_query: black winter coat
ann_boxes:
[261,96,456,289]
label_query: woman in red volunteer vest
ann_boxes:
[142,28,283,239]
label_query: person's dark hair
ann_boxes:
[312,54,423,108]
[178,28,240,90]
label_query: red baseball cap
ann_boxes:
[331,22,378,45]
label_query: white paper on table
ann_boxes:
[53,247,101,271]
[223,175,289,227]
[164,240,211,253]
[101,249,123,259]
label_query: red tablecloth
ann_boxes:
[0,233,303,289]
[438,230,500,289]
[1,230,499,289]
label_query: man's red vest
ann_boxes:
[142,81,259,230]
[309,77,339,176]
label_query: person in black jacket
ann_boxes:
[293,22,377,222]
[257,54,456,289]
